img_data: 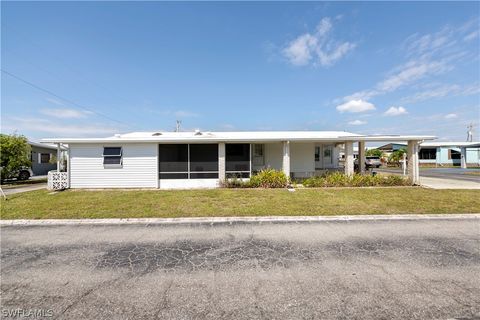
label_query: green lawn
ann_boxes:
[1,188,479,219]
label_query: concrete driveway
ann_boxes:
[376,167,480,189]
[2,183,47,196]
[1,218,479,319]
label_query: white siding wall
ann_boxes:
[290,142,315,176]
[254,142,315,177]
[70,143,158,188]
[264,143,283,170]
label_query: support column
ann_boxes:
[407,141,419,185]
[344,141,354,176]
[282,141,290,178]
[358,141,366,174]
[56,143,61,172]
[460,147,467,169]
[218,143,226,181]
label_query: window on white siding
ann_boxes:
[40,153,51,164]
[103,147,123,167]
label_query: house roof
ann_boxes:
[420,141,480,148]
[28,140,60,150]
[377,141,480,150]
[42,131,436,144]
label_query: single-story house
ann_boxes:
[377,141,480,168]
[28,141,58,176]
[43,131,435,189]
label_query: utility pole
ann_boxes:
[175,120,181,132]
[467,123,473,142]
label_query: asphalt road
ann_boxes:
[1,219,480,319]
[376,167,480,183]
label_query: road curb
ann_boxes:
[1,214,479,226]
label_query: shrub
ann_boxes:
[383,174,412,186]
[220,176,249,188]
[248,169,289,188]
[303,176,326,188]
[0,133,32,181]
[324,171,349,187]
[303,172,411,188]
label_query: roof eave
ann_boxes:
[42,135,437,144]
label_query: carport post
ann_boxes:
[218,143,226,182]
[407,141,419,185]
[460,147,467,169]
[358,141,366,174]
[56,143,61,172]
[282,141,290,178]
[344,141,354,176]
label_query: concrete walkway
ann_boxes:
[420,176,480,189]
[2,183,47,196]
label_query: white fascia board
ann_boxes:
[42,135,436,144]
[342,135,436,142]
[420,141,480,147]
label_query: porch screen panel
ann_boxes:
[190,144,219,178]
[226,143,250,178]
[159,144,188,179]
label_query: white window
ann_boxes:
[103,147,122,167]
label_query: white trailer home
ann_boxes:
[44,131,435,189]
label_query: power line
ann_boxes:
[1,69,130,127]
[3,25,142,127]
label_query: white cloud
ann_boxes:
[444,113,458,119]
[348,119,367,126]
[401,83,480,104]
[336,99,376,113]
[219,124,235,130]
[173,110,199,118]
[377,60,450,93]
[147,109,199,118]
[384,106,408,116]
[283,17,356,67]
[3,117,119,137]
[40,108,93,119]
[45,97,64,106]
[404,27,456,58]
[464,30,479,42]
[337,19,477,104]
[283,34,317,66]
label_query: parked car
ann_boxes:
[0,166,33,181]
[354,156,382,169]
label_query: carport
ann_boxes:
[341,136,435,185]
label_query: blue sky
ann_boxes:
[2,2,479,140]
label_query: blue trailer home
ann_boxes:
[378,141,480,167]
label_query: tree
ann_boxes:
[0,134,31,180]
[366,148,383,157]
[388,148,407,167]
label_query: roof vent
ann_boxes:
[152,132,162,136]
[194,129,202,136]
[114,134,121,138]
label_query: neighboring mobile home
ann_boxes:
[44,131,435,189]
[377,141,480,167]
[28,141,58,176]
